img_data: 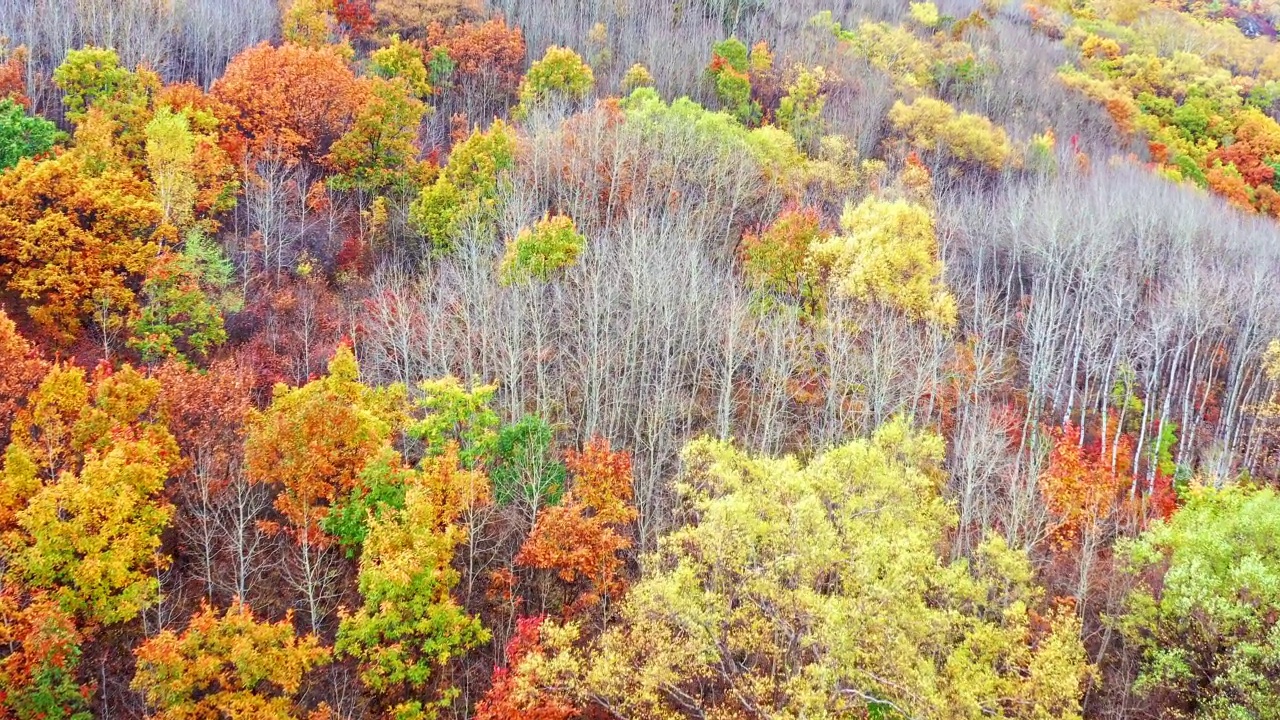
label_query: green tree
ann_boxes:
[0,99,62,170]
[370,34,433,98]
[408,120,517,252]
[327,76,427,195]
[776,66,827,152]
[498,214,586,285]
[1119,485,1280,719]
[514,46,595,120]
[336,448,489,719]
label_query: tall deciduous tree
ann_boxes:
[336,447,489,719]
[212,42,367,166]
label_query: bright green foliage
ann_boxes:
[776,66,827,152]
[516,419,1089,718]
[144,107,198,228]
[809,196,958,326]
[1119,486,1280,718]
[514,46,595,120]
[499,214,586,285]
[132,602,330,720]
[711,37,749,73]
[127,247,228,364]
[620,63,654,93]
[490,415,565,510]
[180,228,237,309]
[324,445,415,553]
[409,377,500,469]
[327,77,427,194]
[0,99,62,170]
[2,364,178,628]
[370,34,433,98]
[707,37,759,125]
[336,449,489,716]
[408,120,517,252]
[51,46,141,123]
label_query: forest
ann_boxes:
[2,0,1280,717]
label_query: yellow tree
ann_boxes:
[145,107,199,229]
[132,602,330,720]
[809,196,957,325]
[500,420,1090,719]
[0,150,168,345]
[1,363,177,627]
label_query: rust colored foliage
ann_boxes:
[212,42,368,166]
[1040,423,1132,549]
[0,309,48,447]
[428,17,527,99]
[334,0,375,37]
[0,45,30,107]
[516,438,636,615]
[244,345,397,548]
[475,615,578,720]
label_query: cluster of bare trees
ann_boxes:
[0,0,277,117]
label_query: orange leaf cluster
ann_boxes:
[516,438,636,615]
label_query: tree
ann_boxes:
[809,196,957,326]
[513,47,594,120]
[212,42,367,166]
[408,377,500,468]
[498,214,586,285]
[132,602,330,720]
[706,37,758,125]
[244,344,405,629]
[0,151,168,345]
[144,107,199,229]
[740,205,825,301]
[516,438,636,616]
[0,309,48,448]
[326,76,427,195]
[1,363,178,629]
[370,34,433,98]
[0,593,91,720]
[1119,486,1280,719]
[474,616,576,720]
[504,420,1090,718]
[776,66,826,152]
[408,119,517,252]
[335,447,489,718]
[490,415,566,529]
[127,249,228,364]
[889,96,1012,171]
[51,46,144,124]
[0,99,62,170]
[426,17,526,104]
